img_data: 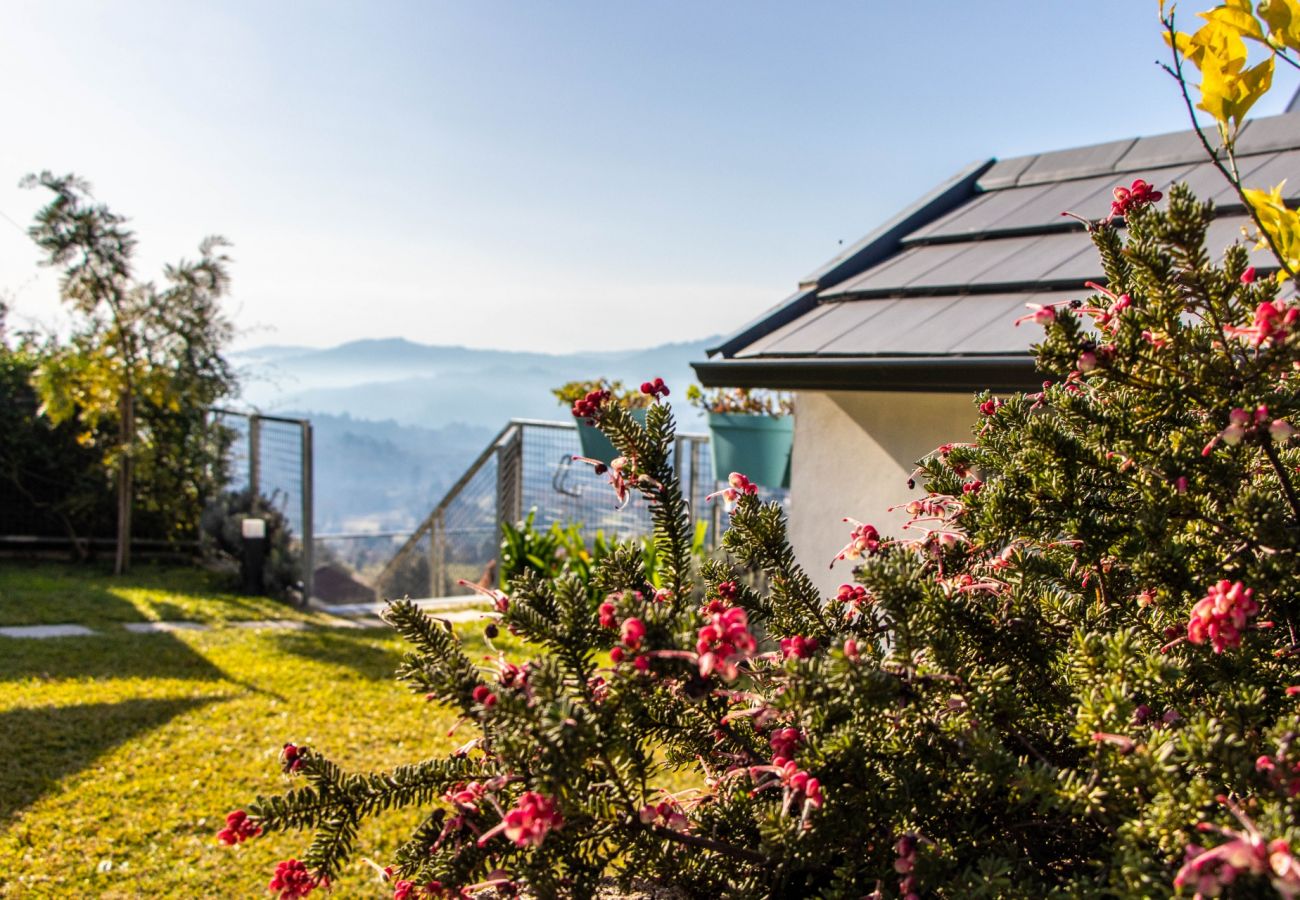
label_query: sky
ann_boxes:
[1,1,1297,354]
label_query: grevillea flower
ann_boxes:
[280,743,304,774]
[1225,298,1300,347]
[705,471,759,506]
[620,617,646,649]
[1242,266,1257,283]
[471,685,498,707]
[268,859,318,899]
[1014,302,1059,327]
[392,881,415,900]
[1174,800,1300,898]
[571,388,610,420]
[1109,178,1162,218]
[638,798,689,832]
[769,727,802,760]
[697,606,757,681]
[978,397,1002,416]
[830,519,881,568]
[443,781,486,811]
[573,455,633,509]
[640,377,669,400]
[1187,580,1259,654]
[477,792,563,848]
[779,635,819,660]
[217,809,261,845]
[598,602,616,628]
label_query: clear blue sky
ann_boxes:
[1,1,1295,353]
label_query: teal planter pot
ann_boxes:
[574,408,648,464]
[707,412,794,489]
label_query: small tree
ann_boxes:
[23,172,236,572]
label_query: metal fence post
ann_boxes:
[431,511,447,597]
[496,426,524,535]
[300,421,314,602]
[248,414,261,500]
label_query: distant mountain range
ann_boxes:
[233,336,719,430]
[230,336,721,535]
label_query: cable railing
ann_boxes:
[374,419,716,600]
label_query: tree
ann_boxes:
[23,172,237,572]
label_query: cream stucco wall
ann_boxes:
[789,390,978,598]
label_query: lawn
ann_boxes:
[0,562,506,898]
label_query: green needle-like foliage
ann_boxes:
[229,191,1300,899]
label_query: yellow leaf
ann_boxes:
[1201,0,1266,42]
[1259,0,1300,51]
[1243,181,1300,273]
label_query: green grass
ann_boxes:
[0,564,510,898]
[0,561,319,628]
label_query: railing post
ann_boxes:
[300,420,314,603]
[431,511,447,597]
[248,414,261,500]
[496,426,523,533]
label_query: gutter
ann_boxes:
[691,354,1040,394]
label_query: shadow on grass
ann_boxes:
[0,696,217,823]
[0,632,229,683]
[268,629,403,680]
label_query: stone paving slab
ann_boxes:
[123,621,209,634]
[0,624,98,639]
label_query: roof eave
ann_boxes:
[691,354,1040,393]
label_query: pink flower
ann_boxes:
[571,388,610,421]
[1242,266,1258,284]
[572,455,635,509]
[843,638,860,660]
[393,881,415,900]
[705,472,759,506]
[598,600,618,629]
[217,809,261,845]
[268,859,318,899]
[978,398,1002,416]
[1227,298,1300,346]
[443,781,486,811]
[769,727,803,760]
[1187,580,1259,654]
[1110,178,1163,218]
[1272,419,1297,442]
[476,792,563,848]
[620,617,646,649]
[961,479,983,495]
[640,377,669,400]
[697,606,756,681]
[831,519,881,568]
[472,685,498,707]
[280,743,304,774]
[779,635,819,660]
[1014,303,1059,327]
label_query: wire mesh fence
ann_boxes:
[371,419,747,601]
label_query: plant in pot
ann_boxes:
[687,385,794,489]
[553,378,655,463]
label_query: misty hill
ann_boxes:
[295,412,492,533]
[234,336,718,431]
[232,336,720,537]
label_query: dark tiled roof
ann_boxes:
[694,113,1300,393]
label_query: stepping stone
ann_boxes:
[0,624,97,639]
[123,621,208,634]
[227,619,312,631]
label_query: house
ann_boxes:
[692,111,1300,596]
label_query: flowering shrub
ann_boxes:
[224,8,1300,896]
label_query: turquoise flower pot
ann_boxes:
[707,412,794,489]
[574,408,648,464]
